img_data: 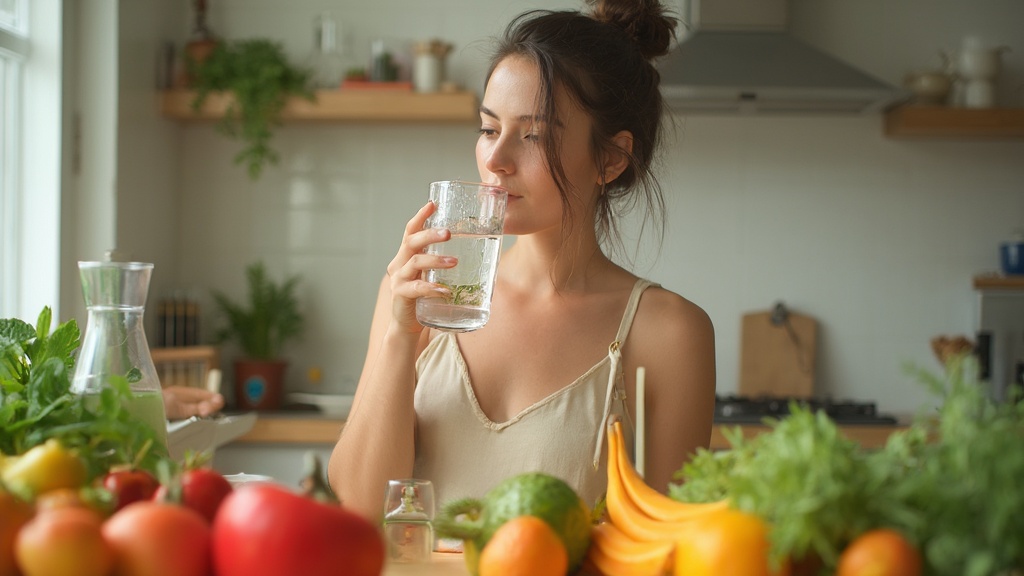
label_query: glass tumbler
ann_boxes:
[382,478,435,562]
[415,180,507,332]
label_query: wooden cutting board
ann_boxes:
[739,307,818,398]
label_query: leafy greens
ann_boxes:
[670,356,1024,576]
[1,307,167,479]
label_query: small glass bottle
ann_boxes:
[383,482,433,563]
[71,259,168,449]
[307,12,349,89]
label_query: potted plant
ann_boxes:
[189,39,313,180]
[212,262,304,410]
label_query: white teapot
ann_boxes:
[945,36,1010,108]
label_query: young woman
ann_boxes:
[329,0,715,519]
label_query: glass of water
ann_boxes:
[415,180,508,332]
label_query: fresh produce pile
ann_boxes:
[6,304,1022,575]
[436,357,1022,576]
[671,357,1023,576]
[1,450,384,576]
[1,308,385,576]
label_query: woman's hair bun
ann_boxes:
[587,0,677,60]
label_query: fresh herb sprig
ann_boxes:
[0,307,168,479]
[441,282,484,307]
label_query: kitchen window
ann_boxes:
[1,0,60,321]
[0,0,27,317]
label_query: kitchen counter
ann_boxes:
[385,554,465,576]
[230,413,908,450]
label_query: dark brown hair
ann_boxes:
[486,0,676,259]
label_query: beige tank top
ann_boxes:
[412,278,654,508]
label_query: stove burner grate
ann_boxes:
[714,394,898,425]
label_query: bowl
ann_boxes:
[287,392,355,417]
[903,71,952,105]
[1000,242,1024,275]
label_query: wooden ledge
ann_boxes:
[160,89,479,123]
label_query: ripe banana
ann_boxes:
[611,421,728,522]
[605,420,706,542]
[586,522,674,576]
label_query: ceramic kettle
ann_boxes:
[945,36,1010,108]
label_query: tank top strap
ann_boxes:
[613,279,658,346]
[592,278,658,469]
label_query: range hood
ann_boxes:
[659,0,906,114]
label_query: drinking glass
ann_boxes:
[415,180,508,332]
[382,479,435,562]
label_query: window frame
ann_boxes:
[0,0,28,317]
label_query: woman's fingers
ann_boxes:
[384,201,460,330]
[387,202,439,278]
[387,202,455,284]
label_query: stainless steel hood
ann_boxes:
[659,0,907,114]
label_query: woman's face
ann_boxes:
[476,55,602,237]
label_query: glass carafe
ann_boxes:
[71,261,167,448]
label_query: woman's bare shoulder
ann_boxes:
[626,284,715,373]
[633,285,714,343]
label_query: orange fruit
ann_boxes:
[478,515,568,576]
[836,528,922,576]
[674,508,790,576]
[15,506,113,576]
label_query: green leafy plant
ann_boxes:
[0,307,167,479]
[189,39,313,179]
[211,262,304,360]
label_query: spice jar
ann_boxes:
[412,40,453,93]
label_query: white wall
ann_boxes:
[61,0,184,339]
[120,0,1024,413]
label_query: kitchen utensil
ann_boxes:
[739,303,818,398]
[635,367,645,479]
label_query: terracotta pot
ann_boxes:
[233,359,287,411]
[178,38,219,88]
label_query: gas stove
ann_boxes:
[714,394,898,425]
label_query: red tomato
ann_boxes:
[1,490,34,575]
[212,484,385,576]
[154,468,233,524]
[102,501,212,576]
[102,468,160,512]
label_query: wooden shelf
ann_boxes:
[974,274,1024,290]
[884,105,1024,139]
[160,89,479,123]
[234,415,344,444]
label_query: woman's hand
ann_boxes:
[385,201,456,333]
[162,385,225,420]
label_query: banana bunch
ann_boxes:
[586,421,784,576]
